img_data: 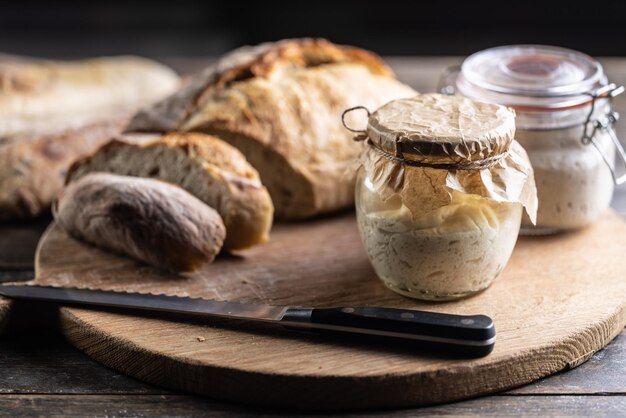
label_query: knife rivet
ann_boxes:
[400,312,415,319]
[461,319,475,325]
[342,307,355,313]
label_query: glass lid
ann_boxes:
[456,45,606,110]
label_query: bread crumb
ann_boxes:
[196,336,206,342]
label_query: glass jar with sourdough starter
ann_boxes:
[343,94,537,301]
[442,45,625,234]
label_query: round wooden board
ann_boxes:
[33,212,626,410]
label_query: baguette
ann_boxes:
[127,38,417,219]
[67,132,273,251]
[55,173,226,272]
[0,117,128,220]
[0,55,180,220]
[1,55,179,137]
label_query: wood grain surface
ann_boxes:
[2,394,624,418]
[28,210,626,410]
[0,330,624,417]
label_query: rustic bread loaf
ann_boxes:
[55,173,226,272]
[0,55,179,138]
[127,38,417,219]
[0,117,128,220]
[66,132,273,251]
[0,55,180,220]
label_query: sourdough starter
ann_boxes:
[516,126,615,232]
[356,177,522,300]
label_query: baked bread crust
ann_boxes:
[55,173,226,272]
[67,132,274,251]
[0,55,181,221]
[127,38,395,133]
[0,55,180,137]
[127,39,417,218]
[0,117,129,221]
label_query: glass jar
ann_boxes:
[444,45,625,234]
[344,94,537,301]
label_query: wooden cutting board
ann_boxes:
[28,211,626,410]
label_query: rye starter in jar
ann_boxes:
[454,45,624,233]
[347,94,538,301]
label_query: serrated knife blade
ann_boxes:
[0,284,287,321]
[0,284,496,357]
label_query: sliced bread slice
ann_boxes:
[56,173,226,272]
[66,132,273,251]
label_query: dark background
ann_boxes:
[1,0,626,59]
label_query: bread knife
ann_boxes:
[0,285,496,357]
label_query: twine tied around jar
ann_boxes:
[341,106,505,171]
[581,83,626,185]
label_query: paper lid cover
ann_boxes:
[366,94,516,164]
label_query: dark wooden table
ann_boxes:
[1,57,625,417]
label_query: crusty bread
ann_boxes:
[0,55,180,221]
[0,55,179,138]
[0,117,128,220]
[127,38,417,219]
[55,173,226,272]
[66,132,273,251]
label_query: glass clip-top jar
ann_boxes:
[439,45,626,234]
[342,94,537,301]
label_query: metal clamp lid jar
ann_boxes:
[440,45,625,234]
[343,94,537,301]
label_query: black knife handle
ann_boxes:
[281,307,496,357]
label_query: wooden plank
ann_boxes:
[0,395,624,418]
[389,396,626,417]
[0,395,242,418]
[0,336,163,395]
[0,334,623,414]
[0,331,623,396]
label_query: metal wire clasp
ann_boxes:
[581,83,626,185]
[437,65,462,95]
[341,106,371,142]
